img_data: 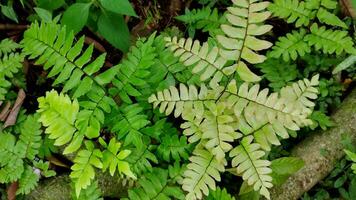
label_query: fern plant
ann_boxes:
[268,0,356,61]
[0,115,56,195]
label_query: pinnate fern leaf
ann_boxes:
[0,38,21,56]
[229,136,272,199]
[70,141,103,197]
[305,23,356,55]
[268,0,312,27]
[182,148,226,200]
[17,166,40,195]
[17,114,42,160]
[124,168,185,200]
[207,187,236,200]
[217,0,273,63]
[100,138,136,179]
[268,29,311,61]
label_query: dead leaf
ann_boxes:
[4,89,26,128]
[47,156,70,168]
[0,101,11,121]
[7,181,18,200]
[340,0,356,18]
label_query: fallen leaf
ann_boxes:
[0,101,11,121]
[4,89,26,128]
[7,181,18,200]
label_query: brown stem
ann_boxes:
[0,24,28,30]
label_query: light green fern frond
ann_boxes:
[182,148,226,200]
[268,29,311,61]
[217,0,273,63]
[268,0,312,27]
[0,52,24,78]
[148,84,220,120]
[70,141,103,197]
[316,8,347,28]
[124,168,185,200]
[305,24,356,54]
[37,90,79,147]
[100,138,136,179]
[72,181,103,200]
[344,150,356,174]
[229,136,272,199]
[164,37,233,87]
[201,102,242,161]
[181,117,204,143]
[17,166,40,195]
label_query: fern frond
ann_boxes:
[148,83,219,120]
[100,138,136,179]
[0,53,24,78]
[108,104,150,148]
[17,115,42,160]
[157,134,191,162]
[164,37,233,87]
[126,142,158,175]
[305,23,356,55]
[316,8,347,28]
[17,166,40,195]
[217,0,273,63]
[110,34,156,103]
[72,181,103,200]
[201,102,242,161]
[182,148,226,200]
[268,29,311,61]
[70,141,103,197]
[0,133,24,183]
[0,38,21,56]
[344,150,356,174]
[268,0,312,27]
[125,168,185,200]
[21,22,113,98]
[181,117,204,143]
[37,90,79,147]
[207,187,236,200]
[176,7,226,37]
[229,136,272,199]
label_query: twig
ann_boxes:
[84,36,106,53]
[0,24,28,30]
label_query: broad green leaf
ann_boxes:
[97,11,130,52]
[61,3,92,34]
[34,7,52,22]
[37,0,65,10]
[1,4,18,23]
[99,0,137,16]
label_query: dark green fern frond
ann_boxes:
[17,166,40,195]
[305,23,356,55]
[268,29,311,61]
[268,0,312,27]
[124,168,185,200]
[176,7,226,37]
[17,114,42,160]
[126,141,158,175]
[207,187,236,200]
[0,38,21,56]
[21,22,114,98]
[110,34,157,103]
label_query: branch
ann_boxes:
[270,88,356,200]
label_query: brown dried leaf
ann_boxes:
[7,181,18,200]
[0,101,11,121]
[340,0,356,18]
[3,89,26,128]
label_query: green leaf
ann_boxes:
[37,0,65,10]
[97,11,130,52]
[61,3,92,34]
[270,157,304,185]
[1,4,18,23]
[236,61,261,82]
[34,7,52,22]
[99,0,137,16]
